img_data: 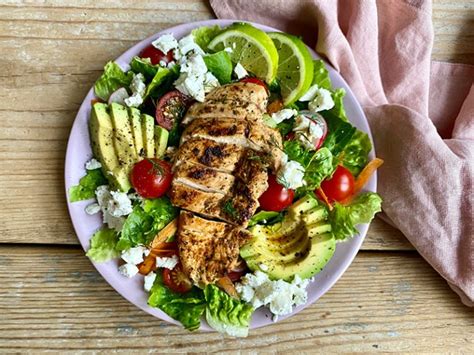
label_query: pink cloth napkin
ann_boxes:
[210,0,474,305]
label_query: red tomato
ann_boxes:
[155,90,192,130]
[131,159,172,199]
[319,165,355,202]
[163,264,193,293]
[240,77,269,93]
[258,175,295,212]
[140,44,174,65]
[227,270,246,282]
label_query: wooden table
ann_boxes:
[1,0,473,352]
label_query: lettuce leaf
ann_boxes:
[130,56,159,80]
[68,168,107,202]
[86,228,120,262]
[312,59,332,90]
[116,197,177,250]
[330,192,382,240]
[340,130,372,176]
[321,111,356,157]
[191,25,222,52]
[204,285,253,337]
[148,275,206,331]
[203,51,233,84]
[94,62,133,101]
[329,88,348,121]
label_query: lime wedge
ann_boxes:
[208,23,279,83]
[268,32,314,105]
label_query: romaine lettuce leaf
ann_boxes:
[340,130,372,176]
[321,111,357,156]
[148,275,206,331]
[329,88,348,121]
[130,56,159,80]
[330,192,382,240]
[116,197,177,250]
[191,25,222,52]
[94,62,133,101]
[312,59,332,90]
[204,285,253,337]
[203,51,233,84]
[86,228,120,262]
[68,168,107,202]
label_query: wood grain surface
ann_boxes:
[0,0,473,352]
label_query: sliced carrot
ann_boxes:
[149,218,178,248]
[316,187,333,211]
[138,254,156,275]
[267,99,284,114]
[341,158,384,204]
[217,276,239,299]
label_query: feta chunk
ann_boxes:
[308,88,334,112]
[118,263,139,278]
[276,160,306,189]
[85,203,101,215]
[271,109,298,124]
[124,93,143,108]
[152,34,178,54]
[293,113,325,150]
[144,272,157,292]
[93,185,133,232]
[203,72,220,93]
[298,84,320,101]
[177,34,204,57]
[107,87,129,105]
[156,255,179,270]
[85,158,102,171]
[121,246,147,265]
[234,62,248,79]
[108,191,133,217]
[124,73,146,108]
[181,54,208,77]
[236,270,311,318]
[174,72,205,102]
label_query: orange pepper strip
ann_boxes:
[316,187,333,211]
[341,158,384,204]
[217,276,239,299]
[149,218,178,248]
[267,99,284,114]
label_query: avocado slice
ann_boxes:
[109,103,137,177]
[128,107,145,159]
[154,126,169,158]
[241,199,335,281]
[88,103,131,192]
[141,114,155,158]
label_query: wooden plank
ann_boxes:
[0,246,471,352]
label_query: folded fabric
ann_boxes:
[210,0,474,305]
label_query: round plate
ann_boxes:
[65,19,376,331]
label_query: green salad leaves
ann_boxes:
[86,228,120,262]
[203,51,233,84]
[191,25,222,52]
[116,197,177,251]
[68,168,107,202]
[94,62,133,101]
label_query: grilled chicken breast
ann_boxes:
[178,211,251,286]
[171,82,283,286]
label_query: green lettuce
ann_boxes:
[68,168,107,202]
[203,51,233,84]
[86,228,120,262]
[284,141,334,191]
[94,62,133,101]
[312,59,332,90]
[191,25,222,52]
[341,130,372,176]
[204,285,253,337]
[330,192,382,240]
[329,88,348,121]
[116,197,177,250]
[148,275,206,331]
[321,111,356,156]
[130,56,159,80]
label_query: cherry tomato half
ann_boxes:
[163,264,193,293]
[140,44,174,65]
[240,77,269,93]
[155,90,192,130]
[319,165,355,202]
[131,159,172,199]
[258,174,295,212]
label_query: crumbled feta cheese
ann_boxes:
[177,34,204,57]
[108,87,129,105]
[159,60,167,67]
[174,72,206,102]
[259,264,269,272]
[93,185,133,232]
[234,62,248,79]
[144,272,157,292]
[293,113,325,150]
[167,61,176,69]
[271,108,298,124]
[124,93,143,107]
[298,84,320,101]
[152,34,178,54]
[203,72,220,93]
[181,54,208,77]
[85,203,101,215]
[224,47,233,53]
[308,88,334,112]
[124,73,146,108]
[277,160,306,190]
[236,271,310,317]
[156,255,179,270]
[121,246,147,265]
[118,263,139,278]
[85,158,102,170]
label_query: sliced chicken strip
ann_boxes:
[178,211,251,286]
[204,82,268,111]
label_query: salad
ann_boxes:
[69,22,383,337]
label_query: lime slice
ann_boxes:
[268,32,314,105]
[208,23,279,83]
